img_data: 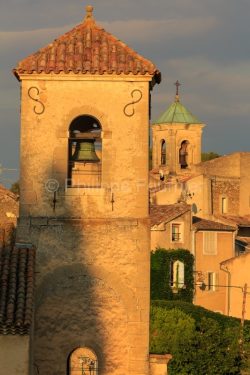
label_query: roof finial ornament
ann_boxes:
[174,80,181,102]
[84,5,94,21]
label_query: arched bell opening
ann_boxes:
[68,347,98,375]
[68,115,102,187]
[179,140,189,169]
[160,139,166,166]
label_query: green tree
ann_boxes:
[150,303,243,374]
[150,306,196,374]
[201,151,220,162]
[10,180,20,195]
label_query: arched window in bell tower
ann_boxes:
[68,115,102,188]
[68,347,98,374]
[179,140,189,169]
[160,139,166,165]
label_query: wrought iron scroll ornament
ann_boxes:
[28,86,45,115]
[123,89,143,117]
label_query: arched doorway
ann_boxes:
[69,347,98,375]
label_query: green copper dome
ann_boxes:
[155,96,201,124]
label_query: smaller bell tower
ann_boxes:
[152,81,205,176]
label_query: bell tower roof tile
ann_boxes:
[13,5,161,82]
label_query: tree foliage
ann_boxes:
[150,302,244,375]
[201,151,220,162]
[10,180,20,195]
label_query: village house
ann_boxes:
[149,91,250,318]
[192,217,236,314]
[221,252,250,320]
[150,203,192,251]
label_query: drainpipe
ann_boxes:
[210,177,214,216]
[191,209,197,303]
[220,263,231,316]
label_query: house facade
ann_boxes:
[221,253,250,320]
[192,217,236,314]
[150,204,192,251]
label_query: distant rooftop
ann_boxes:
[193,216,236,232]
[150,204,190,227]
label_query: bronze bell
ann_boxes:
[72,139,100,163]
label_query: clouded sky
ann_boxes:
[1,0,250,184]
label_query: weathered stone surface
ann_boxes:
[29,219,150,375]
[0,336,30,375]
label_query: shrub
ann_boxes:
[151,249,194,302]
[150,301,250,375]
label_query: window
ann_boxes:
[69,347,98,375]
[171,223,182,242]
[207,272,216,291]
[170,260,185,290]
[203,232,217,255]
[160,139,166,165]
[68,115,102,188]
[221,196,228,214]
[179,140,189,169]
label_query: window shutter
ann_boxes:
[203,232,217,255]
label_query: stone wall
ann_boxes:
[18,217,150,375]
[195,153,241,178]
[211,177,240,216]
[0,335,30,375]
[149,354,172,375]
[18,73,153,374]
[19,77,150,220]
[239,153,250,216]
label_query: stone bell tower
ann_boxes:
[152,81,205,176]
[13,6,161,375]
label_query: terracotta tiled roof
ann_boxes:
[214,214,250,227]
[0,245,35,335]
[236,236,250,245]
[13,6,161,82]
[192,217,235,231]
[150,204,190,227]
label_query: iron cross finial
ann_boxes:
[174,80,181,96]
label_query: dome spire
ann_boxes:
[174,80,181,102]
